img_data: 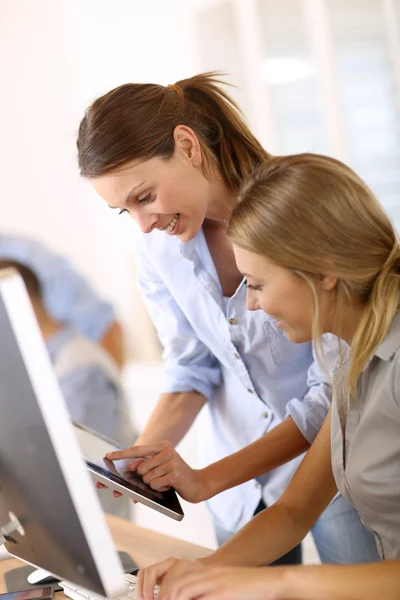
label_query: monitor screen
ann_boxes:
[0,269,126,598]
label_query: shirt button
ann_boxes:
[263,411,269,418]
[247,388,254,394]
[229,317,238,325]
[233,353,240,359]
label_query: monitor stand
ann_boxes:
[4,550,139,593]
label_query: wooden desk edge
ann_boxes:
[0,515,212,596]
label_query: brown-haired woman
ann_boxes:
[136,153,400,600]
[77,74,378,565]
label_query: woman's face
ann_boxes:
[233,247,335,343]
[91,129,215,242]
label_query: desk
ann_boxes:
[0,514,211,597]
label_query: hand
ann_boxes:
[106,442,211,503]
[95,480,135,499]
[137,557,204,600]
[153,565,288,600]
[95,453,146,499]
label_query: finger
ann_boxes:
[141,464,171,485]
[159,561,198,600]
[96,482,108,489]
[106,442,167,461]
[136,565,146,600]
[170,571,221,600]
[136,449,175,476]
[140,558,177,600]
[148,473,175,491]
[112,490,123,498]
[128,458,146,472]
[177,590,224,600]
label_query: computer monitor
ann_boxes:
[0,269,127,598]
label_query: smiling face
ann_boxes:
[233,246,336,343]
[90,126,226,242]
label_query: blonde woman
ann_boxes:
[136,154,400,600]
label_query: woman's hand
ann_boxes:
[137,561,289,600]
[137,558,204,600]
[106,442,211,503]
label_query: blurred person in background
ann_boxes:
[135,154,400,600]
[0,234,125,368]
[0,236,136,516]
[76,73,378,564]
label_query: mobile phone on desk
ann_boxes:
[0,588,53,600]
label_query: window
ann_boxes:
[195,0,400,228]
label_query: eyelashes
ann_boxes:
[117,192,153,216]
[245,280,263,291]
[138,192,152,205]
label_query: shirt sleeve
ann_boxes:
[135,246,221,404]
[0,235,115,340]
[59,365,120,441]
[284,333,338,443]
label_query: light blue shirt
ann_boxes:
[0,235,114,340]
[47,326,121,441]
[132,225,335,533]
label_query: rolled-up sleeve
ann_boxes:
[136,250,221,404]
[285,334,339,443]
[0,235,115,341]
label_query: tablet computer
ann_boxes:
[73,422,184,522]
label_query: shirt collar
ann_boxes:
[179,238,197,261]
[374,313,400,361]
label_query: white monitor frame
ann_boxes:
[0,269,127,598]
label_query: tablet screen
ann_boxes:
[85,457,183,515]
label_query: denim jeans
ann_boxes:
[214,493,380,564]
[310,494,380,563]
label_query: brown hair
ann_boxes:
[228,153,400,399]
[0,261,42,300]
[77,72,270,194]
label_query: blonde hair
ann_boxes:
[228,153,400,399]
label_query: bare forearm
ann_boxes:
[282,562,400,600]
[202,414,337,567]
[202,417,309,498]
[135,391,207,447]
[202,501,311,567]
[100,321,125,367]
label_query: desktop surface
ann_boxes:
[0,516,211,598]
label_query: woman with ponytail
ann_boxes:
[137,153,400,600]
[77,74,378,565]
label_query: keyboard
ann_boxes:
[60,574,159,600]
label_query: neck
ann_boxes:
[204,173,237,225]
[330,303,364,346]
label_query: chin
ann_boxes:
[284,326,312,344]
[178,230,195,242]
[178,222,203,242]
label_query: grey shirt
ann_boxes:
[331,314,400,560]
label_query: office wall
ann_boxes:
[0,0,198,360]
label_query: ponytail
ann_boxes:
[348,244,400,397]
[173,73,270,192]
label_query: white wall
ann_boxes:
[0,0,199,359]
